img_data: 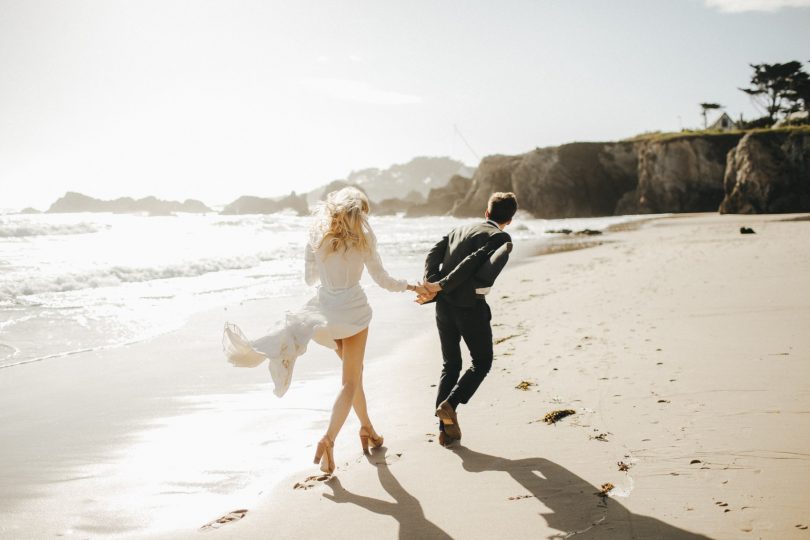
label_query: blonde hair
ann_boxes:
[310,186,372,254]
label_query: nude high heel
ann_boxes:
[313,435,335,474]
[359,426,384,454]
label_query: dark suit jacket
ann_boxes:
[424,221,512,307]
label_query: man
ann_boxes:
[419,192,518,446]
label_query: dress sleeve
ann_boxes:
[304,243,320,286]
[363,228,408,292]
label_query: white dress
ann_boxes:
[222,229,407,397]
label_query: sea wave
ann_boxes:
[0,253,280,298]
[0,221,108,238]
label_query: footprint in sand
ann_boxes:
[293,474,332,490]
[367,450,403,466]
[200,509,248,531]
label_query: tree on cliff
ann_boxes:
[792,62,810,114]
[740,61,809,124]
[700,103,722,129]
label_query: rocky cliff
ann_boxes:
[451,143,638,218]
[447,130,810,218]
[632,133,743,214]
[720,128,810,213]
[47,192,212,214]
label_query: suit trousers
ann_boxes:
[435,297,493,410]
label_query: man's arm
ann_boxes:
[436,232,510,293]
[424,235,449,282]
[473,241,512,288]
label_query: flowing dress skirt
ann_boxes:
[222,284,372,397]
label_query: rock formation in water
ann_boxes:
[720,128,810,213]
[220,192,309,215]
[47,192,212,214]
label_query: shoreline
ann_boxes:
[0,212,648,371]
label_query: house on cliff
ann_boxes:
[708,112,738,131]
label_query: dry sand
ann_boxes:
[184,213,810,540]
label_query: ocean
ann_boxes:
[0,211,646,370]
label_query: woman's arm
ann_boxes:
[362,226,411,292]
[364,243,409,292]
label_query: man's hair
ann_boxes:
[487,192,518,224]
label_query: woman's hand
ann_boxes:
[407,282,430,295]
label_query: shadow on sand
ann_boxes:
[323,447,452,539]
[451,446,711,539]
[324,446,711,539]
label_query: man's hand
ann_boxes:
[414,280,441,304]
[415,291,437,305]
[424,281,442,293]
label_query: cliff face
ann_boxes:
[451,155,522,217]
[450,143,637,218]
[513,142,638,218]
[720,129,810,214]
[448,131,807,218]
[632,134,742,214]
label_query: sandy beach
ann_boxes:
[2,212,809,539]
[189,213,810,540]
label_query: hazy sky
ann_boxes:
[1,0,809,210]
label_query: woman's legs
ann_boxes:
[332,336,375,431]
[325,328,369,442]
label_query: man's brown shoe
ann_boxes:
[436,401,461,440]
[438,431,456,447]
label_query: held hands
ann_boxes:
[407,282,430,295]
[411,280,442,304]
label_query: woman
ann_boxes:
[222,187,423,474]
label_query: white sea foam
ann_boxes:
[0,253,280,298]
[0,220,108,237]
